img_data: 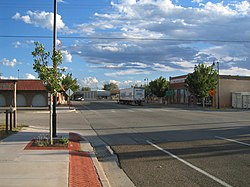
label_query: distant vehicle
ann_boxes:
[75,96,84,101]
[118,87,145,105]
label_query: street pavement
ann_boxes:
[73,101,250,187]
[2,102,250,187]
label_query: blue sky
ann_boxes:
[1,0,250,89]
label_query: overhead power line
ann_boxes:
[0,35,250,43]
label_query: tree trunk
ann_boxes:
[202,98,205,108]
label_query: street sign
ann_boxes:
[165,90,174,96]
[209,89,216,96]
[65,88,74,97]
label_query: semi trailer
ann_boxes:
[118,87,145,105]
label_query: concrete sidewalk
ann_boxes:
[0,127,107,187]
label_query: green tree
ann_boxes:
[103,83,119,91]
[81,87,91,91]
[62,73,79,92]
[148,76,169,97]
[32,42,64,94]
[185,63,218,107]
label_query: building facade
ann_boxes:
[169,75,250,108]
[0,79,48,107]
[74,90,111,100]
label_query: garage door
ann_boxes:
[32,94,47,107]
[0,94,6,106]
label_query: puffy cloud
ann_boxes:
[220,67,250,76]
[12,0,250,77]
[25,73,36,79]
[152,63,176,72]
[12,11,70,33]
[13,41,21,48]
[79,77,99,88]
[105,69,151,77]
[1,58,17,67]
[69,0,250,77]
[61,50,72,62]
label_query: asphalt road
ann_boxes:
[3,101,250,187]
[74,101,250,187]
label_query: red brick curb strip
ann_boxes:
[69,132,102,187]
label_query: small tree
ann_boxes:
[82,87,91,91]
[149,76,169,98]
[32,42,65,144]
[103,83,119,91]
[32,42,64,93]
[185,63,218,107]
[62,73,79,93]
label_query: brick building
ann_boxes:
[0,79,48,107]
[169,75,250,108]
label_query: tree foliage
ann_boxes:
[185,63,218,101]
[81,87,91,91]
[103,83,119,91]
[62,73,79,92]
[32,42,64,94]
[148,76,169,97]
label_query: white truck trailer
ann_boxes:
[118,87,145,105]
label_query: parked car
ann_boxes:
[75,96,84,101]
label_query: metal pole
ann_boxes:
[50,93,53,144]
[10,111,12,131]
[52,0,57,137]
[13,80,17,128]
[5,110,8,134]
[217,61,220,109]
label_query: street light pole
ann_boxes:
[217,61,220,109]
[144,78,148,103]
[52,0,57,137]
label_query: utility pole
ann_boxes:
[52,0,57,137]
[217,61,220,109]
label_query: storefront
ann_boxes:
[169,75,250,108]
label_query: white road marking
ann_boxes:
[159,109,171,112]
[146,140,233,187]
[111,110,116,113]
[127,110,135,113]
[216,136,250,147]
[138,109,153,112]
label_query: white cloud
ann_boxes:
[14,0,250,78]
[1,58,17,67]
[171,59,195,69]
[12,11,70,33]
[69,0,250,77]
[220,67,250,76]
[61,50,72,62]
[56,39,62,46]
[152,63,176,72]
[0,76,17,80]
[25,73,36,79]
[192,0,203,3]
[79,77,100,89]
[105,69,151,77]
[235,1,250,15]
[13,41,21,48]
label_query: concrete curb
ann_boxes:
[91,142,136,187]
